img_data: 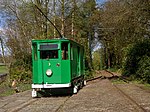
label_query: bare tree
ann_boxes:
[53,0,56,38]
[61,0,65,37]
[71,0,76,38]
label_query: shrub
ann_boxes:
[123,39,150,83]
[9,54,32,82]
[136,56,150,83]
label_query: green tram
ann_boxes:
[31,39,86,97]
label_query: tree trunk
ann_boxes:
[61,0,65,37]
[44,0,49,39]
[72,0,76,38]
[88,32,93,70]
[53,0,56,38]
[0,38,5,64]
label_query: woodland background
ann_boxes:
[0,0,149,83]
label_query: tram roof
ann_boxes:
[32,38,84,48]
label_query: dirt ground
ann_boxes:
[1,72,150,112]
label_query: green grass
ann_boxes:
[0,65,31,97]
[107,68,118,72]
[107,68,122,74]
[111,78,127,84]
[131,80,150,89]
[0,65,8,73]
[18,83,31,92]
[0,88,15,97]
[0,80,13,97]
[112,78,150,91]
[143,84,150,90]
[84,70,94,80]
[0,79,31,97]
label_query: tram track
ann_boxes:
[77,70,148,111]
[134,85,150,94]
[8,95,72,112]
[55,96,71,112]
[2,70,150,112]
[104,70,148,112]
[45,71,150,112]
[55,76,104,112]
[53,73,104,112]
[113,84,147,112]
[9,98,38,112]
[106,70,150,94]
[119,77,150,94]
[86,76,102,82]
[85,70,115,83]
[1,74,103,112]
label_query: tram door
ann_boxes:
[61,43,70,83]
[40,44,61,84]
[77,47,81,76]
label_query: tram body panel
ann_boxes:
[31,39,85,97]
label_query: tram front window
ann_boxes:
[40,50,58,59]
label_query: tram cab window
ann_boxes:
[61,43,68,60]
[40,50,58,59]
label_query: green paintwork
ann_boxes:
[42,59,61,83]
[32,39,84,86]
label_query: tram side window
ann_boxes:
[40,50,58,59]
[70,44,73,60]
[61,43,68,60]
[33,44,37,60]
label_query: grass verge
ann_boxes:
[0,77,31,97]
[0,65,8,73]
[111,78,127,84]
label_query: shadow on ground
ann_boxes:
[37,87,74,97]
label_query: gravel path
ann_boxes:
[115,83,150,112]
[1,78,150,112]
[0,90,33,112]
[18,96,70,112]
[61,79,144,112]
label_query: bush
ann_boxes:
[123,39,150,83]
[9,54,32,82]
[84,70,94,80]
[137,56,150,83]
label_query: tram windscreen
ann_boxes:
[40,50,58,59]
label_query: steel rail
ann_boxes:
[113,84,147,112]
[104,70,147,112]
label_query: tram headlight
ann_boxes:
[46,69,52,76]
